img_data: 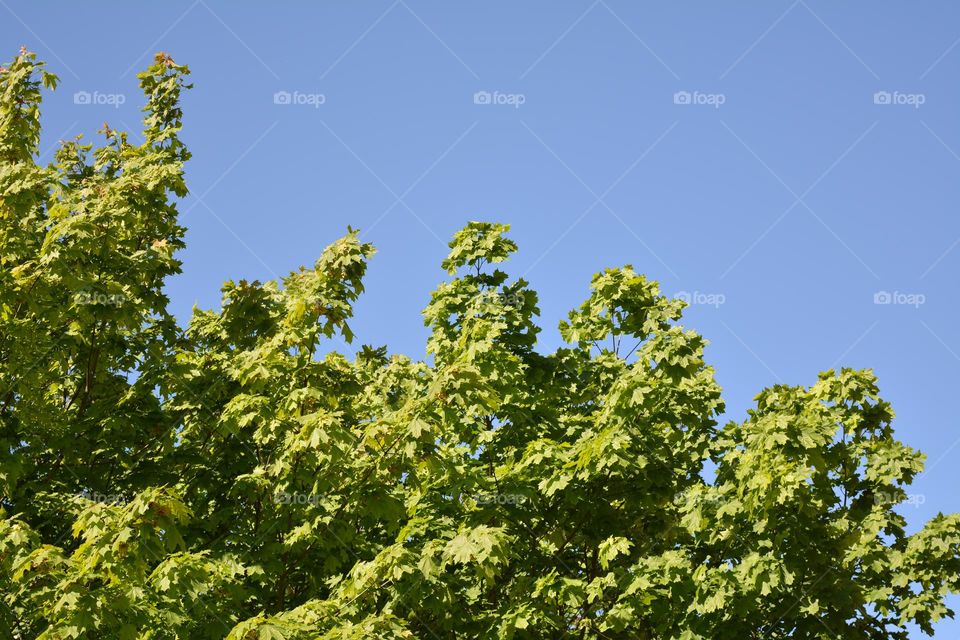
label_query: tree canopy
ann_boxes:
[1,49,959,639]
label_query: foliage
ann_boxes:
[1,49,959,639]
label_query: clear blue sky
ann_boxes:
[4,2,960,634]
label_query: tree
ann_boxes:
[1,48,958,639]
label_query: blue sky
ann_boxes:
[4,1,960,634]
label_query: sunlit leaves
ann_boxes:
[1,49,959,640]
